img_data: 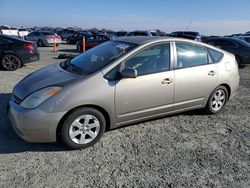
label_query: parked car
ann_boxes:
[8,36,239,149]
[116,31,128,37]
[227,33,243,38]
[66,32,91,44]
[0,34,39,71]
[127,30,159,36]
[170,31,202,41]
[203,37,250,66]
[76,34,110,52]
[18,28,29,38]
[238,36,250,44]
[25,31,62,47]
[60,29,77,40]
[0,25,19,37]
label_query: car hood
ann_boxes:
[13,63,79,100]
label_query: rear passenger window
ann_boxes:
[207,48,223,63]
[176,43,209,69]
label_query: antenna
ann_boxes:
[185,21,193,31]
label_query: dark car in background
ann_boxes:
[204,37,250,66]
[66,32,92,44]
[116,31,128,37]
[170,31,202,41]
[0,34,39,71]
[60,29,77,40]
[127,30,159,37]
[76,34,110,52]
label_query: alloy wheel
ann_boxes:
[69,114,100,144]
[211,89,226,111]
[1,54,21,71]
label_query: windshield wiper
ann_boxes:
[67,60,82,74]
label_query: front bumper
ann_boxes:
[8,100,65,143]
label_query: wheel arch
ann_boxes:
[56,104,111,141]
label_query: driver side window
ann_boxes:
[122,43,170,76]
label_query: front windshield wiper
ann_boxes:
[63,59,82,74]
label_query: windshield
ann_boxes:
[69,41,136,74]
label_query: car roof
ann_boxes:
[113,36,171,45]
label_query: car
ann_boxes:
[170,31,202,41]
[203,37,250,66]
[18,28,29,38]
[116,31,128,37]
[66,32,91,44]
[0,25,19,37]
[127,30,159,37]
[76,34,110,52]
[238,36,250,44]
[60,29,77,40]
[8,36,239,149]
[25,31,62,47]
[0,34,39,71]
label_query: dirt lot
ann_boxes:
[0,44,249,188]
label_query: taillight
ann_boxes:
[46,36,54,39]
[23,43,35,51]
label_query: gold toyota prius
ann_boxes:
[8,37,239,149]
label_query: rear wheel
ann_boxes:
[1,54,21,71]
[205,86,228,114]
[61,107,106,149]
[235,55,244,68]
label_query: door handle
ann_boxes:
[208,70,216,76]
[161,78,173,85]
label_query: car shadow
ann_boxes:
[0,93,68,154]
[59,49,78,53]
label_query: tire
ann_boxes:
[77,44,82,52]
[235,55,244,69]
[205,86,228,114]
[38,39,43,47]
[1,54,21,71]
[61,107,106,150]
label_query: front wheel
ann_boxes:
[61,107,106,150]
[205,86,228,114]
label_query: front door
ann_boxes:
[115,43,175,124]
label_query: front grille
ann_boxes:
[12,95,23,105]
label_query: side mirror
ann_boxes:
[120,67,137,78]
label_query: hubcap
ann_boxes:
[69,115,100,144]
[211,89,226,111]
[2,55,20,70]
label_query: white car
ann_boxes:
[18,28,29,38]
[0,25,19,37]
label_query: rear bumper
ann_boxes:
[8,100,65,143]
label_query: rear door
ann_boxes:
[173,42,218,110]
[115,43,175,124]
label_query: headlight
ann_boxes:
[20,86,62,109]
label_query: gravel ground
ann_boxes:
[0,44,249,188]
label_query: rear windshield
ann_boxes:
[18,29,27,31]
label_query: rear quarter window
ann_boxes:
[207,48,224,63]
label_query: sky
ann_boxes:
[0,0,250,35]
